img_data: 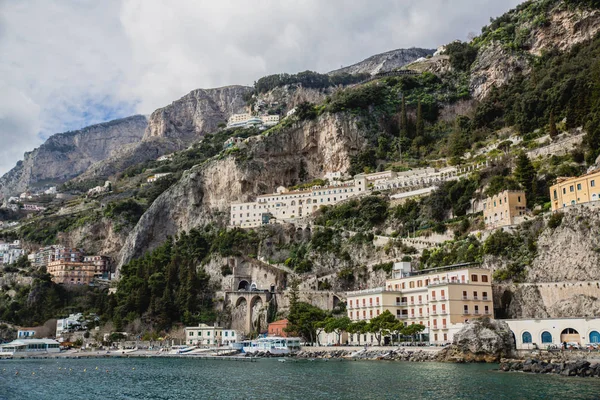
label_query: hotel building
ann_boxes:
[483,190,527,229]
[346,263,493,345]
[47,260,95,285]
[230,178,367,228]
[549,169,600,211]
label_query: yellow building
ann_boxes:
[549,170,600,212]
[483,190,527,228]
[346,264,493,345]
[47,261,95,285]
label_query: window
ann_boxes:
[541,331,552,344]
[563,188,566,194]
[592,180,596,188]
[189,332,194,336]
[484,305,489,314]
[483,291,488,299]
[471,274,478,282]
[577,183,582,190]
[518,196,522,202]
[409,281,415,288]
[570,185,574,192]
[482,275,488,283]
[522,331,532,344]
[463,305,469,314]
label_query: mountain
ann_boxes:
[328,48,435,76]
[0,115,148,197]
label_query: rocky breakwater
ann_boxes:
[294,348,438,362]
[436,318,515,363]
[500,357,600,378]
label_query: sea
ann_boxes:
[1,357,600,399]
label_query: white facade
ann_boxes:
[0,339,60,354]
[222,329,240,345]
[230,178,367,228]
[147,173,172,183]
[184,324,223,346]
[261,114,280,126]
[505,318,600,350]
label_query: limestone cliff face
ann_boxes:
[0,116,147,197]
[470,3,600,100]
[143,85,252,142]
[117,112,366,268]
[492,207,600,319]
[328,48,435,76]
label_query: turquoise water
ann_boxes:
[1,358,600,399]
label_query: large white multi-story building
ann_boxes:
[230,178,368,228]
[346,263,494,345]
[226,113,280,129]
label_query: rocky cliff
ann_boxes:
[0,115,148,197]
[470,1,600,100]
[329,48,435,76]
[117,112,366,268]
[143,85,252,142]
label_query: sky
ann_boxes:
[0,0,524,175]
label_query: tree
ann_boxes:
[514,153,537,207]
[286,302,327,345]
[549,111,558,140]
[347,320,368,345]
[324,316,351,345]
[402,323,426,343]
[416,101,424,138]
[368,310,397,346]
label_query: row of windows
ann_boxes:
[521,330,600,344]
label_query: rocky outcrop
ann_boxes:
[529,8,600,56]
[117,112,366,269]
[530,208,600,282]
[406,55,452,75]
[437,318,514,362]
[469,42,531,101]
[144,85,252,142]
[0,115,147,197]
[470,2,600,100]
[73,137,181,182]
[329,48,435,76]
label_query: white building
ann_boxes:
[504,318,600,350]
[230,178,367,228]
[147,173,172,183]
[222,329,241,345]
[223,137,244,149]
[0,241,25,265]
[44,187,57,195]
[0,339,60,354]
[184,324,224,346]
[23,204,47,212]
[261,114,280,126]
[56,314,84,337]
[157,154,174,162]
[286,108,297,117]
[87,181,111,197]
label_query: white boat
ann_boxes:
[242,337,301,355]
[168,345,196,354]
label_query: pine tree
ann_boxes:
[549,111,558,140]
[514,153,536,208]
[416,101,425,138]
[400,95,408,137]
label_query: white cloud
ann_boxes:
[0,0,524,174]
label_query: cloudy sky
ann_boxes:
[0,0,523,174]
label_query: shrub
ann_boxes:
[547,212,564,229]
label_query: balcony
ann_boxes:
[440,310,447,315]
[396,302,408,306]
[463,311,470,315]
[439,296,446,301]
[442,325,448,329]
[462,296,469,300]
[430,297,437,302]
[482,297,489,301]
[430,311,438,316]
[397,315,409,319]
[484,310,491,315]
[473,296,479,301]
[474,311,480,315]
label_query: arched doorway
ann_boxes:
[560,328,580,344]
[590,331,600,344]
[522,331,532,344]
[250,282,258,291]
[237,280,249,291]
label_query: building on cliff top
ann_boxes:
[550,169,600,212]
[483,190,527,229]
[346,262,493,346]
